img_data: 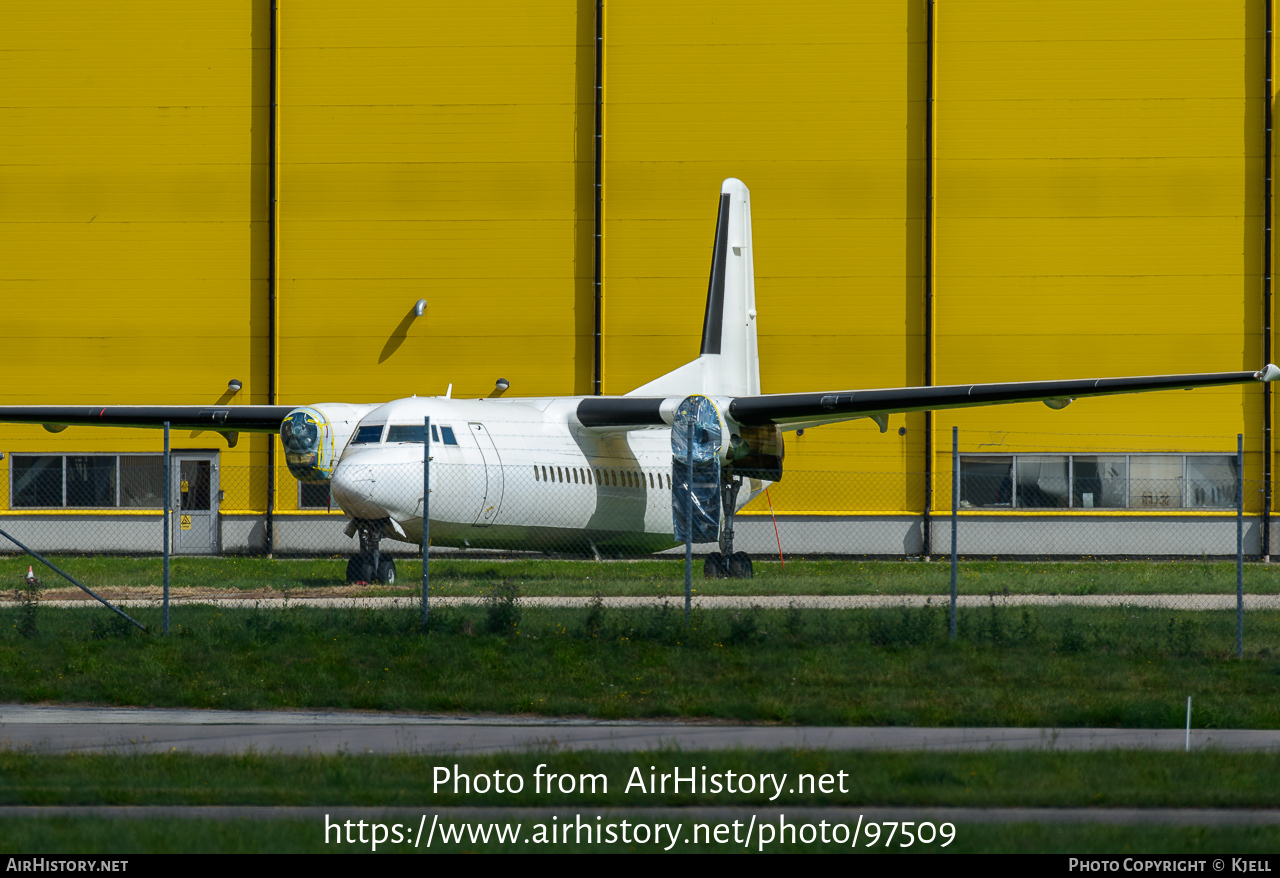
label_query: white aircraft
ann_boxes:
[3,178,1277,583]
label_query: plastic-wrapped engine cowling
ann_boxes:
[672,395,722,543]
[281,407,335,483]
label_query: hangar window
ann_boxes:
[958,454,1237,509]
[440,426,458,446]
[11,454,162,509]
[353,424,385,445]
[299,482,334,510]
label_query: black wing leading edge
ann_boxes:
[575,367,1279,430]
[0,406,293,433]
[727,368,1278,427]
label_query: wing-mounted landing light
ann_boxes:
[1043,398,1073,410]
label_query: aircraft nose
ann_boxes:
[330,463,387,518]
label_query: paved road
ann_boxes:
[34,594,1280,609]
[1,804,1277,826]
[4,705,1279,754]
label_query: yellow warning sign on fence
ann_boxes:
[180,480,189,493]
[180,515,191,531]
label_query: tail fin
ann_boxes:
[626,178,761,398]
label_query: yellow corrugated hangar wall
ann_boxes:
[932,0,1268,516]
[603,1,928,516]
[274,0,594,512]
[0,1,1275,536]
[0,1,271,516]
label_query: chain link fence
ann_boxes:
[1,445,1277,656]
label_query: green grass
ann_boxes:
[3,604,1279,725]
[3,816,1278,854]
[5,555,1280,596]
[5,750,1280,854]
[4,750,1280,808]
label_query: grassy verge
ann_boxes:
[5,556,1280,596]
[4,817,1279,854]
[3,604,1278,725]
[5,751,1280,854]
[5,750,1280,808]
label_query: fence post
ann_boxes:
[951,425,958,640]
[1238,432,1244,658]
[430,417,435,632]
[685,419,694,623]
[163,421,170,637]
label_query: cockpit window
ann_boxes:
[352,424,385,444]
[387,424,425,443]
[440,426,458,446]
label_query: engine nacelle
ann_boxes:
[280,403,379,483]
[727,423,784,481]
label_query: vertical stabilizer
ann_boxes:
[626,178,761,398]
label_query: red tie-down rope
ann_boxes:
[766,487,784,568]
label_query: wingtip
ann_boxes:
[1258,364,1280,382]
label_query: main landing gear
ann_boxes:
[704,473,753,580]
[346,520,397,585]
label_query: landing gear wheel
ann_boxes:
[346,555,373,584]
[376,558,397,585]
[704,552,727,579]
[728,552,753,579]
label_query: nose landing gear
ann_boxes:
[346,520,397,585]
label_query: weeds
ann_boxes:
[582,591,605,639]
[726,605,766,646]
[868,599,942,648]
[13,572,40,639]
[484,583,522,635]
[1057,617,1087,654]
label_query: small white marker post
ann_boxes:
[1185,696,1192,752]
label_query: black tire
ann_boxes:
[346,555,373,584]
[728,552,754,579]
[703,552,727,579]
[377,558,397,585]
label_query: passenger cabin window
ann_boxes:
[353,424,384,444]
[387,424,425,443]
[440,426,458,446]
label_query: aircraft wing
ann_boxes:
[577,365,1280,432]
[0,405,293,433]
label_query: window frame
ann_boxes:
[957,452,1238,510]
[298,480,336,510]
[8,453,165,510]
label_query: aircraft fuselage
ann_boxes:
[324,395,765,555]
